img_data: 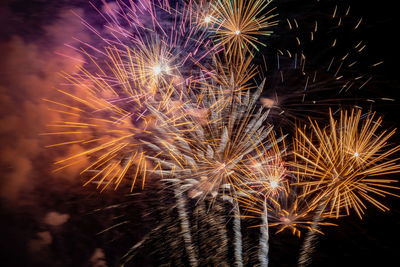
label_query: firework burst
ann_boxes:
[42,0,400,266]
[45,0,218,191]
[211,0,278,58]
[44,54,156,191]
[146,77,272,200]
[291,109,400,218]
[236,134,334,238]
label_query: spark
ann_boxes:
[270,180,278,189]
[152,65,163,75]
[152,63,169,76]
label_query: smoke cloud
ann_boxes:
[0,9,87,202]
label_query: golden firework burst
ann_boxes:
[211,0,278,57]
[291,109,400,218]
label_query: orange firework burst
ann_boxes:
[44,0,219,191]
[291,109,400,218]
[44,43,190,191]
[211,0,278,57]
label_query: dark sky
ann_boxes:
[0,0,399,266]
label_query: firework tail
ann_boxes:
[298,204,324,267]
[174,185,199,267]
[122,221,166,265]
[211,201,229,266]
[157,186,186,266]
[258,202,269,267]
[192,203,204,264]
[192,200,228,265]
[233,202,244,267]
[193,202,213,265]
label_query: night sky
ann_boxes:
[0,0,399,266]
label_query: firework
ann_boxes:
[233,132,297,267]
[232,202,244,267]
[291,109,400,218]
[239,183,335,236]
[44,64,149,191]
[43,0,400,266]
[204,50,258,94]
[44,44,189,191]
[210,0,278,58]
[235,131,337,236]
[243,132,288,199]
[146,77,271,200]
[45,0,219,191]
